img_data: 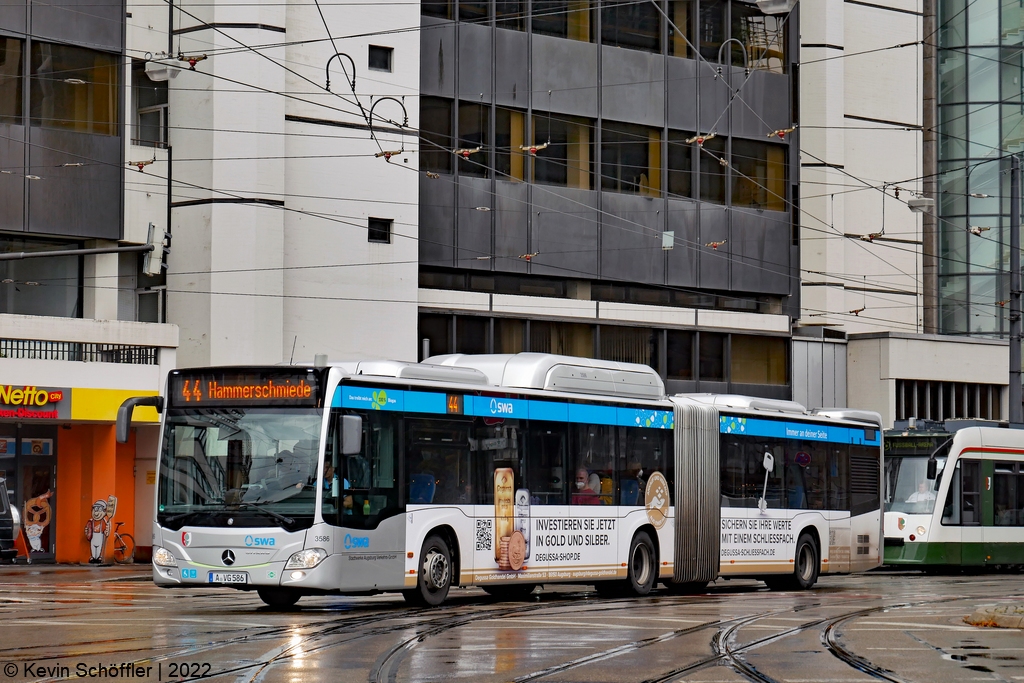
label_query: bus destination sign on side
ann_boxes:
[169,372,319,407]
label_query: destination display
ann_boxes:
[169,371,319,407]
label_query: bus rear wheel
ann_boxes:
[765,533,819,591]
[257,588,301,609]
[404,534,452,607]
[626,531,657,596]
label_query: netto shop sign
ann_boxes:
[0,386,71,420]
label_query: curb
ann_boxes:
[964,604,1024,629]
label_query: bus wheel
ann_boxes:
[626,531,657,596]
[404,535,452,607]
[482,584,536,601]
[257,588,301,609]
[766,533,819,591]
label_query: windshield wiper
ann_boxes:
[161,502,294,526]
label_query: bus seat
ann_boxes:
[599,476,613,505]
[620,479,640,506]
[410,473,435,504]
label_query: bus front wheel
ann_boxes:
[404,534,452,607]
[765,533,819,591]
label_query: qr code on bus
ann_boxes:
[475,519,492,551]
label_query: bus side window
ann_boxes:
[942,461,961,525]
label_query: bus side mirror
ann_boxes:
[927,457,937,480]
[341,415,363,455]
[116,396,165,443]
[762,452,775,471]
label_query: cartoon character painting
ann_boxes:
[84,495,117,564]
[23,490,52,554]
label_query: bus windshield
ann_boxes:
[884,454,946,514]
[158,408,323,529]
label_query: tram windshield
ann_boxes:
[884,454,947,514]
[157,408,323,530]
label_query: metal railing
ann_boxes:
[0,339,159,364]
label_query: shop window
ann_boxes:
[731,2,786,73]
[532,112,594,189]
[458,101,489,178]
[668,1,692,58]
[0,38,23,125]
[529,320,594,357]
[533,1,594,41]
[698,331,725,381]
[459,0,490,22]
[732,138,786,211]
[667,130,693,198]
[698,135,727,204]
[496,0,526,30]
[666,330,693,380]
[422,0,453,19]
[495,318,525,353]
[0,237,81,318]
[599,325,658,368]
[697,0,726,61]
[730,334,786,385]
[420,97,452,174]
[456,315,488,354]
[368,45,393,72]
[495,107,526,181]
[367,217,392,244]
[601,0,661,53]
[601,121,661,196]
[30,42,118,136]
[419,313,452,359]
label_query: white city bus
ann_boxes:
[118,353,883,608]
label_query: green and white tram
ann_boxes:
[118,353,884,608]
[884,426,1024,567]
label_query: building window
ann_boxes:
[419,313,452,359]
[0,237,82,318]
[731,2,786,73]
[420,96,452,174]
[601,121,661,196]
[895,379,1003,421]
[698,332,725,381]
[0,38,23,125]
[732,139,786,211]
[368,45,393,72]
[666,330,693,380]
[30,42,118,136]
[599,325,658,368]
[668,1,692,58]
[459,0,490,22]
[698,0,727,61]
[698,135,727,204]
[495,318,525,353]
[458,101,489,177]
[731,334,786,385]
[532,112,594,189]
[495,107,526,181]
[667,130,693,198]
[422,0,453,19]
[496,0,526,30]
[132,62,168,147]
[533,1,594,42]
[368,217,392,243]
[530,321,594,356]
[456,315,489,353]
[601,0,661,53]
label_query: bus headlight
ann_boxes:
[916,525,927,537]
[285,548,327,569]
[153,547,177,567]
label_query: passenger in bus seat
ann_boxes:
[572,468,601,504]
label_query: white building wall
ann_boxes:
[799,0,923,334]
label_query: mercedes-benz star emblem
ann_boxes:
[221,550,235,566]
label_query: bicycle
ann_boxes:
[112,521,135,564]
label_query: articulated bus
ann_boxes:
[117,353,883,608]
[885,425,1024,568]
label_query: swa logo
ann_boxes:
[244,535,275,547]
[344,534,370,549]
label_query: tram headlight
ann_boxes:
[153,547,177,567]
[285,548,327,569]
[916,525,927,537]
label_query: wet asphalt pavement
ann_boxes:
[1,566,1023,683]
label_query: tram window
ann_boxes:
[571,424,615,505]
[961,459,981,525]
[526,422,567,505]
[407,418,472,505]
[942,462,961,525]
[471,418,524,505]
[993,462,1020,526]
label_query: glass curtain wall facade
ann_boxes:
[937,0,1023,336]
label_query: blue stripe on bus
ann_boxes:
[719,415,880,446]
[333,386,674,429]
